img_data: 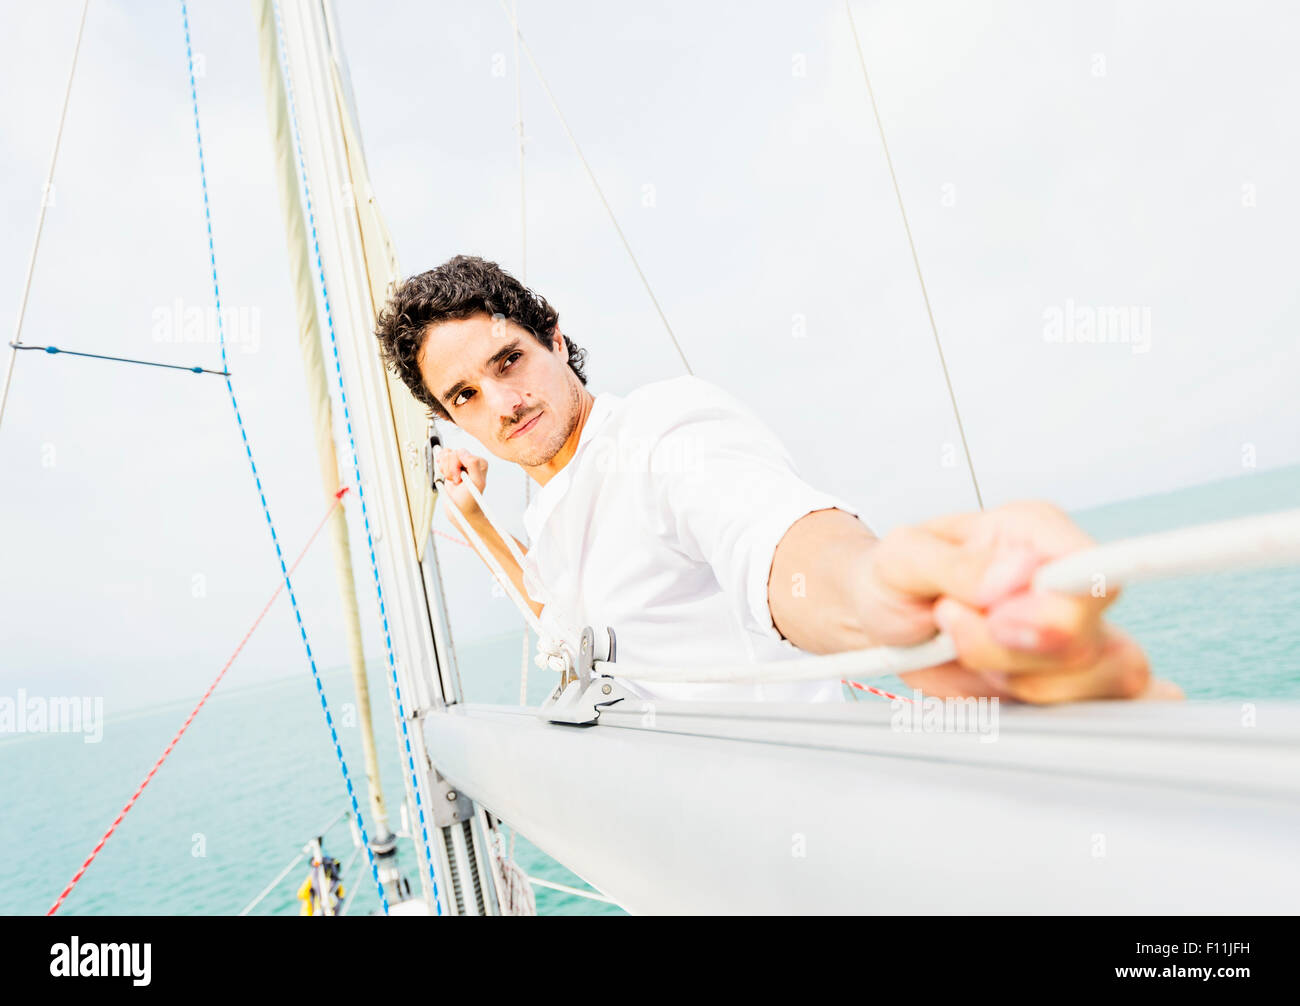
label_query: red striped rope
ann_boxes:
[433,527,470,548]
[844,678,912,703]
[46,487,351,915]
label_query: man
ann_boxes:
[375,254,1181,704]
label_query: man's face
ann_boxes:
[416,312,581,467]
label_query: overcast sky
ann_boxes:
[2,0,1297,712]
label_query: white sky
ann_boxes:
[2,0,1297,711]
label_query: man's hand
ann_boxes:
[859,501,1183,704]
[433,447,545,620]
[435,448,489,518]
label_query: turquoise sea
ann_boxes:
[2,465,1298,916]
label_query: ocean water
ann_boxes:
[2,465,1297,916]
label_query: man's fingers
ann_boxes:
[1139,677,1185,700]
[934,596,1104,674]
[918,501,1100,606]
[984,589,1114,653]
[902,626,1178,705]
[437,449,462,482]
[917,511,981,543]
[438,449,484,486]
[993,627,1156,704]
[870,526,1003,606]
[898,663,1013,700]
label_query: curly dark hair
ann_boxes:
[374,254,588,422]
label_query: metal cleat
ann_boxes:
[540,625,631,725]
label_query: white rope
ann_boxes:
[610,634,960,685]
[433,447,540,623]
[432,446,581,683]
[432,449,583,692]
[1033,508,1300,594]
[453,454,530,569]
[0,0,91,434]
[444,471,1300,685]
[608,507,1300,684]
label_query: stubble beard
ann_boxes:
[515,377,580,467]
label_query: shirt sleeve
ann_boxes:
[643,378,867,645]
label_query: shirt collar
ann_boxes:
[523,391,619,544]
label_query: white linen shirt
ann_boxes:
[520,374,868,703]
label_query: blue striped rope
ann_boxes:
[270,0,443,915]
[179,0,389,916]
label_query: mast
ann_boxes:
[258,0,500,915]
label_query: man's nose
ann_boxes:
[484,380,526,425]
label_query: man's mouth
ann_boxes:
[508,410,543,439]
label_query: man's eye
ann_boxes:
[452,352,520,407]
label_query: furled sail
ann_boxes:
[260,0,501,915]
[253,0,394,852]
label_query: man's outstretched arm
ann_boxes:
[767,502,1182,704]
[765,508,890,652]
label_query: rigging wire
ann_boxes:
[179,1,390,915]
[844,0,985,510]
[9,341,230,376]
[0,0,90,435]
[514,0,532,705]
[514,0,527,288]
[48,488,350,915]
[526,875,618,905]
[334,843,365,915]
[496,0,693,376]
[239,849,309,917]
